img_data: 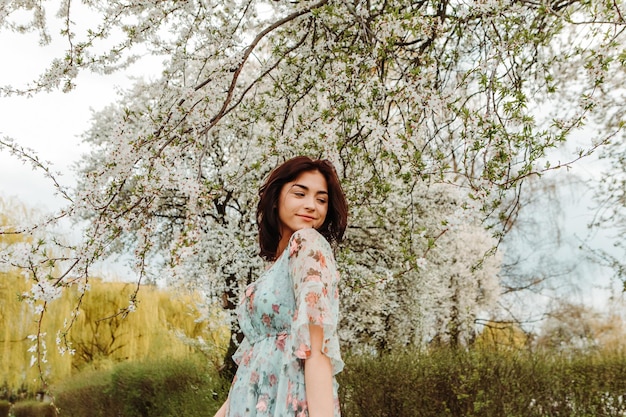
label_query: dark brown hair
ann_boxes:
[257,156,348,261]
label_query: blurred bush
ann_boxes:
[338,347,626,417]
[0,400,10,417]
[53,355,229,417]
[12,401,56,417]
[46,346,626,416]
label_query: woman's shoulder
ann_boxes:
[288,227,330,245]
[288,228,332,256]
[291,227,324,240]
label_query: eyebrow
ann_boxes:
[292,184,328,195]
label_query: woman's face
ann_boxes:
[277,170,329,239]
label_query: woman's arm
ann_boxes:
[304,324,334,417]
[213,398,229,417]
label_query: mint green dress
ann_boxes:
[226,228,343,416]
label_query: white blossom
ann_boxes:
[1,0,622,373]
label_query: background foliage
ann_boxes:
[338,347,626,417]
[0,206,228,393]
[53,355,229,417]
[1,0,626,395]
[21,347,624,417]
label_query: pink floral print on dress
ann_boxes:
[227,228,342,416]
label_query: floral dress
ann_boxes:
[226,228,343,417]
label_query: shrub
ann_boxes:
[0,400,10,417]
[53,345,626,417]
[53,355,229,417]
[53,369,116,417]
[338,347,626,417]
[12,401,56,417]
[107,357,215,417]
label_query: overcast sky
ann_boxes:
[0,27,161,211]
[0,21,163,279]
[0,13,621,308]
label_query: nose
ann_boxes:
[304,195,315,211]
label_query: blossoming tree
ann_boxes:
[592,123,626,287]
[1,0,625,378]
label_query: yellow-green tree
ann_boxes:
[64,280,229,371]
[0,197,228,393]
[475,320,532,351]
[0,197,44,391]
[1,272,228,393]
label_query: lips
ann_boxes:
[297,214,316,222]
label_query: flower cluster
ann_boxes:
[1,0,624,379]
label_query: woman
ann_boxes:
[214,156,348,417]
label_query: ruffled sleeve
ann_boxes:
[287,228,344,375]
[231,337,252,367]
